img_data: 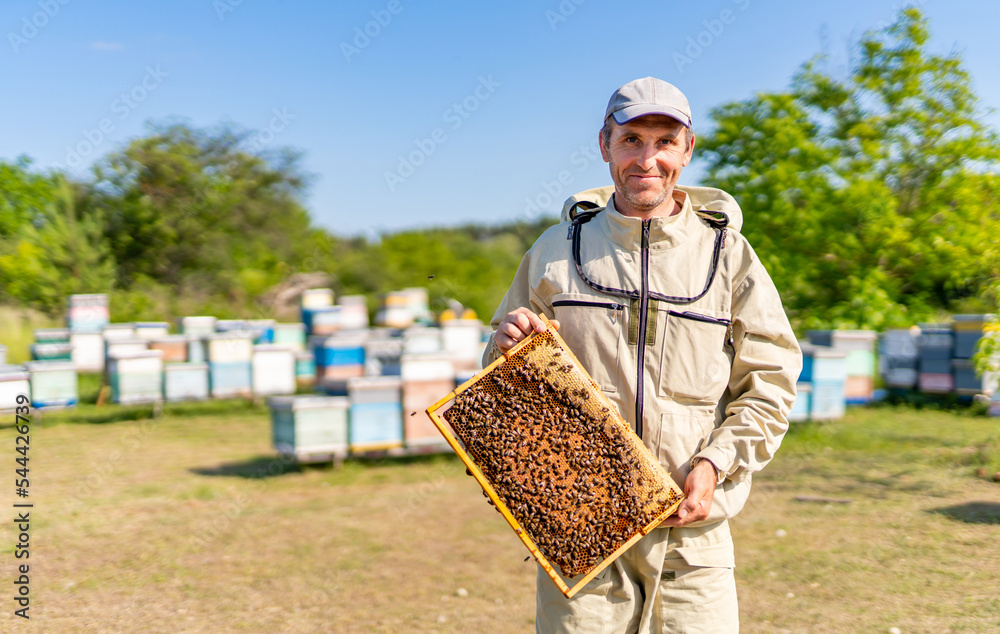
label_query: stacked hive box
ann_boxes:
[403,326,442,355]
[70,331,105,372]
[163,362,210,402]
[105,338,148,362]
[179,316,217,364]
[294,351,316,387]
[918,325,954,393]
[207,333,254,398]
[401,354,455,447]
[952,315,996,397]
[312,334,366,395]
[0,345,6,365]
[134,321,170,340]
[376,292,412,328]
[348,376,403,452]
[364,337,403,376]
[67,294,110,332]
[148,336,189,363]
[25,361,77,408]
[108,350,163,404]
[0,365,29,412]
[799,342,848,420]
[270,395,350,460]
[442,319,486,372]
[265,323,307,352]
[880,329,919,389]
[251,344,296,396]
[32,329,72,362]
[807,330,877,404]
[301,289,336,336]
[102,323,136,341]
[788,383,811,422]
[337,295,370,331]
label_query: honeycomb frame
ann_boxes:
[426,318,685,598]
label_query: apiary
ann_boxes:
[25,361,77,409]
[70,331,105,372]
[252,344,296,396]
[426,324,684,599]
[148,335,189,363]
[31,342,73,361]
[0,365,29,412]
[401,354,455,447]
[348,376,403,451]
[179,316,217,337]
[108,350,164,404]
[163,362,210,402]
[269,395,349,460]
[134,321,171,340]
[67,293,109,332]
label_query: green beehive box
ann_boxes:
[269,395,349,459]
[25,361,77,408]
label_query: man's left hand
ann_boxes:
[661,459,717,527]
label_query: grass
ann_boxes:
[0,305,61,364]
[0,403,997,632]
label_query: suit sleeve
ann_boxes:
[693,252,802,483]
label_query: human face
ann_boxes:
[599,114,694,218]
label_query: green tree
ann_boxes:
[699,8,1000,330]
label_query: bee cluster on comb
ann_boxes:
[441,330,683,579]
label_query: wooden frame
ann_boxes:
[426,318,684,598]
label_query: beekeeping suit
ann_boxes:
[484,184,801,633]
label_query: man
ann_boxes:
[483,77,801,632]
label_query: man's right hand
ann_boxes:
[495,308,560,353]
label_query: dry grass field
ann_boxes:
[0,399,998,633]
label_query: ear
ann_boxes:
[599,128,610,163]
[681,130,695,167]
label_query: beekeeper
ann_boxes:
[484,77,802,633]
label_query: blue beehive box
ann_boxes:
[788,383,811,422]
[209,361,252,398]
[269,395,349,458]
[811,380,846,420]
[164,362,210,402]
[347,376,403,452]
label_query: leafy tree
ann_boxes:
[699,8,1000,330]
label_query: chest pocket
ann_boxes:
[657,307,732,402]
[550,292,625,393]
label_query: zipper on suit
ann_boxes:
[666,310,731,327]
[635,220,651,440]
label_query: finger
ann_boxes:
[548,319,560,331]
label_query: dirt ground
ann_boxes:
[0,403,998,632]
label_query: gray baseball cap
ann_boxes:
[604,77,692,128]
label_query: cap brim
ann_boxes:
[611,104,691,128]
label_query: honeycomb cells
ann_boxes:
[443,331,682,578]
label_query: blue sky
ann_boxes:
[2,0,998,237]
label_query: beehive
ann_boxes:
[426,324,684,599]
[251,344,296,396]
[70,331,105,372]
[67,294,109,332]
[0,365,29,412]
[134,321,171,340]
[163,363,210,402]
